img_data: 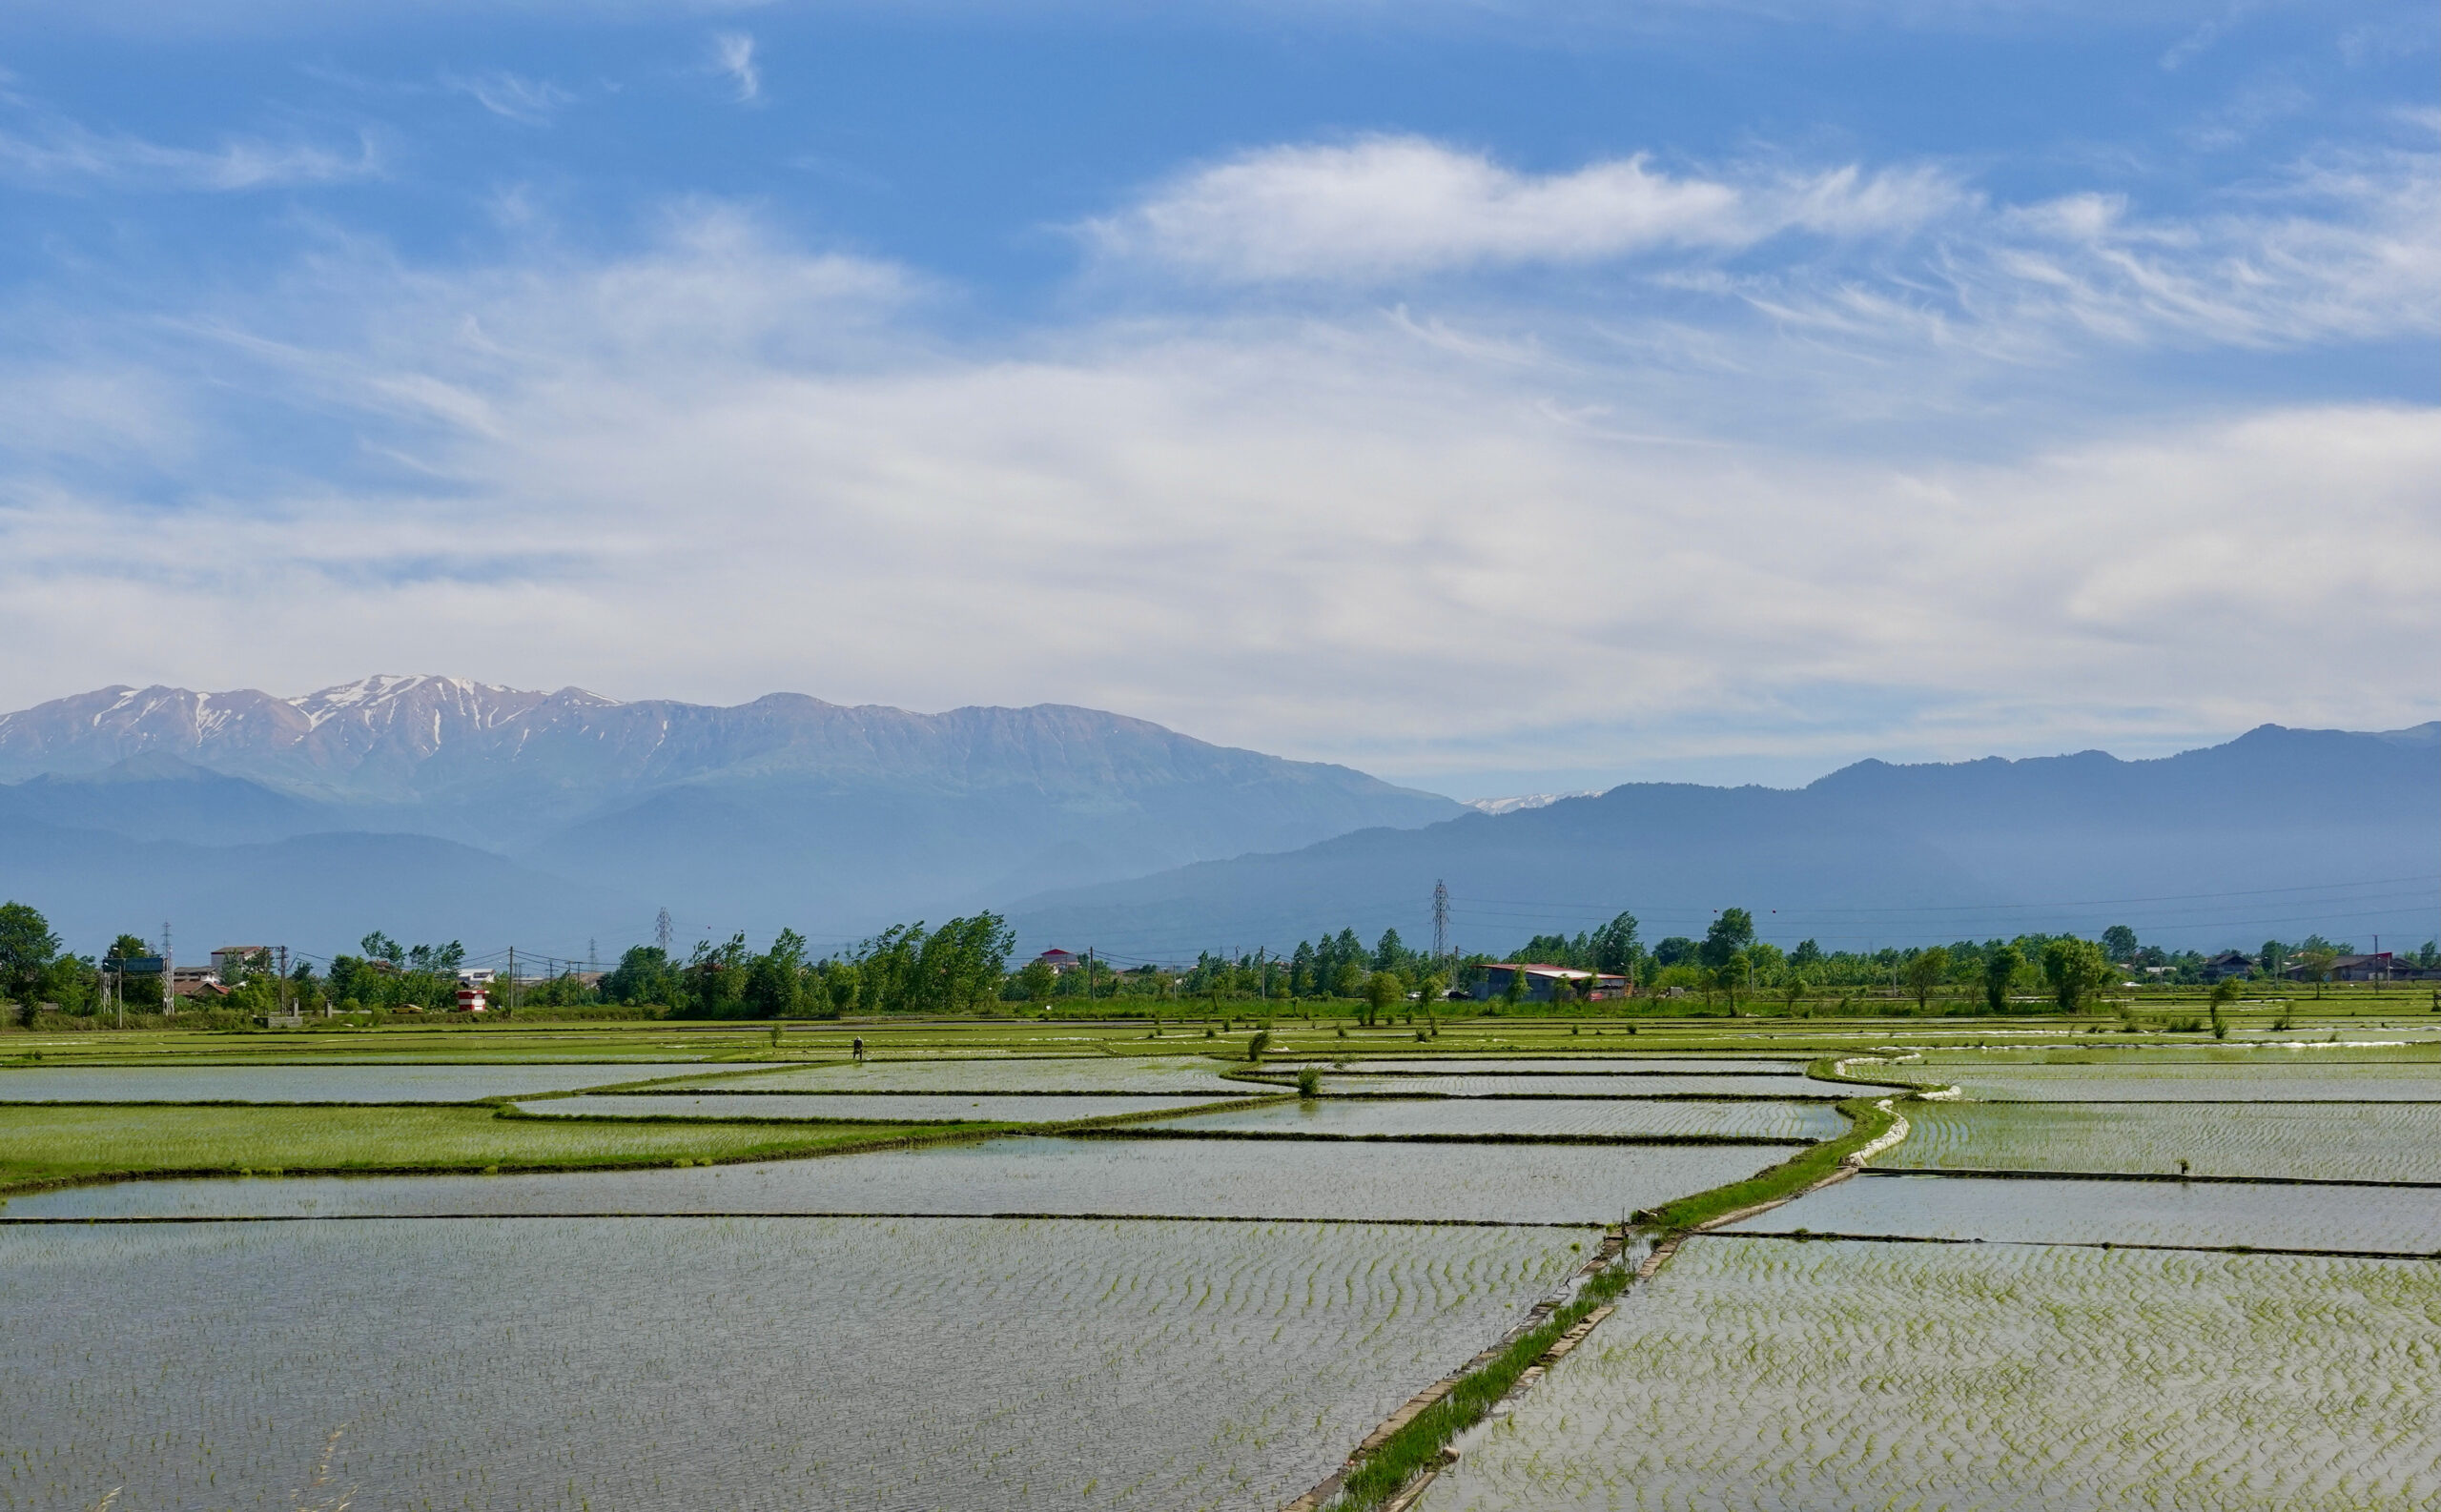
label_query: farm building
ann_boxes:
[1474,964,1632,1002]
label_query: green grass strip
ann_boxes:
[1641,1095,1901,1233]
[0,1104,1020,1195]
[1330,1260,1633,1509]
[1324,1092,1905,1506]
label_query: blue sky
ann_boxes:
[0,1,2432,795]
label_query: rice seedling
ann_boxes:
[513,1092,1241,1123]
[697,1058,1252,1095]
[10,1134,1792,1225]
[1896,1100,2441,1183]
[1889,1059,2441,1102]
[1729,1171,2441,1255]
[1323,1073,1855,1099]
[1418,1237,2441,1511]
[1139,1098,1845,1143]
[0,1062,754,1104]
[0,1104,1004,1193]
[0,1216,1595,1512]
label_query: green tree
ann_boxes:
[1699,909,1755,970]
[2297,946,2340,999]
[1014,956,1057,1005]
[1332,961,1364,999]
[1502,964,1528,1009]
[2041,938,2112,1012]
[1589,910,1641,974]
[1372,930,1408,972]
[0,901,61,1022]
[1362,970,1404,1027]
[1983,944,2023,1013]
[2101,924,2141,963]
[603,945,681,1007]
[1902,947,1951,1011]
[359,930,404,967]
[742,929,809,1018]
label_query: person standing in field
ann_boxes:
[851,1036,865,1062]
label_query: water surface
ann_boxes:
[4,1216,1591,1512]
[1726,1171,2441,1254]
[0,1063,769,1103]
[8,1134,1777,1225]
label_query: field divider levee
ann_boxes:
[1285,1228,1631,1512]
[0,1211,1601,1229]
[1065,1128,1815,1148]
[1862,1164,2441,1190]
[0,1115,1036,1200]
[1296,1089,1920,1510]
[1719,1230,2441,1262]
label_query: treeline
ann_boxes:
[600,916,1014,1018]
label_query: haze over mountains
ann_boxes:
[0,677,1462,957]
[0,676,2431,964]
[1015,724,2441,960]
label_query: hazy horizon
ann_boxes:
[0,3,2431,792]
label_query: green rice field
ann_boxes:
[0,1103,993,1190]
[1418,1237,2441,1511]
[9,1014,2440,1511]
[1895,1099,2441,1182]
[0,1061,770,1102]
[0,1216,1595,1511]
[518,1091,1248,1122]
[1889,1059,2441,1101]
[1729,1171,2441,1253]
[704,1056,1260,1094]
[1139,1096,1844,1142]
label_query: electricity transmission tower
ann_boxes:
[1432,880,1450,961]
[655,909,673,954]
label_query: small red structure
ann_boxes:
[454,986,488,1012]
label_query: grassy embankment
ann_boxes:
[1323,1060,1924,1508]
[0,1104,1021,1195]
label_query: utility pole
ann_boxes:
[162,921,174,1020]
[1432,880,1450,963]
[277,945,290,1024]
[506,945,516,1017]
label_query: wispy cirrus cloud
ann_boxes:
[710,32,761,105]
[0,107,378,192]
[0,208,2431,783]
[1085,135,1966,281]
[441,69,576,125]
[1088,131,2440,367]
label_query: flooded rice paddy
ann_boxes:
[1418,1236,2441,1512]
[1726,1171,2441,1254]
[1297,1058,1807,1076]
[1141,1097,1843,1142]
[0,1215,1594,1512]
[1897,1060,2441,1101]
[5,1134,1782,1224]
[1897,1099,2441,1182]
[704,1056,1256,1095]
[0,1062,779,1102]
[1322,1073,1854,1098]
[515,1092,1244,1122]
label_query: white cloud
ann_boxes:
[441,69,576,125]
[1087,136,1962,281]
[0,110,378,192]
[0,211,2431,779]
[710,31,761,105]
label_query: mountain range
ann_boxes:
[0,677,2431,964]
[0,676,1462,959]
[1008,723,2441,961]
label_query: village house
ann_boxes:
[1473,963,1633,1002]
